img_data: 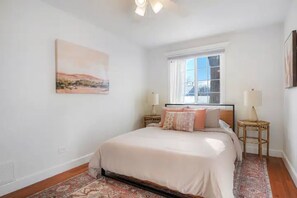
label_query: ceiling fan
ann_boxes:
[135,0,164,16]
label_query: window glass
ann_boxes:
[183,54,221,104]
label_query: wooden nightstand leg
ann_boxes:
[236,124,239,137]
[259,127,262,160]
[243,126,247,158]
[258,127,260,157]
[267,126,270,158]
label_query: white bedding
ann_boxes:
[89,127,242,198]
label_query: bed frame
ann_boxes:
[101,103,235,198]
[101,169,182,198]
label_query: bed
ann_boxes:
[89,104,242,198]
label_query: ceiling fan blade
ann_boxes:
[149,0,164,13]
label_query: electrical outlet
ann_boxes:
[58,147,67,154]
[0,161,15,186]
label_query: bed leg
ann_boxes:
[101,168,105,176]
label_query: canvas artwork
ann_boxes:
[284,30,297,88]
[56,40,109,94]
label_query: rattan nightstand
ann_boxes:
[143,115,161,127]
[237,120,270,159]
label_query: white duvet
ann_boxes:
[89,127,242,198]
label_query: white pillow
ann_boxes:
[219,119,230,129]
[205,109,220,128]
[147,123,160,127]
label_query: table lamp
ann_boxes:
[244,89,262,121]
[150,92,159,115]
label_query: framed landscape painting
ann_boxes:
[284,30,297,88]
[56,39,109,94]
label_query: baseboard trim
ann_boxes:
[246,145,283,157]
[0,153,93,196]
[282,152,297,187]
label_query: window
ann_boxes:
[169,52,224,104]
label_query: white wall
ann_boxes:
[0,0,147,195]
[147,24,284,155]
[283,0,297,186]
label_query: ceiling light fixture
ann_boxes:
[135,0,147,8]
[135,0,163,16]
[135,6,146,16]
[150,0,163,13]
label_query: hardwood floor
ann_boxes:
[267,157,297,198]
[3,157,297,198]
[2,164,88,198]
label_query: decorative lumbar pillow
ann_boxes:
[160,107,183,127]
[174,112,195,132]
[163,112,195,132]
[205,109,220,128]
[183,109,206,131]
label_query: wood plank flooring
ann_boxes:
[3,157,297,198]
[267,157,297,198]
[2,164,88,198]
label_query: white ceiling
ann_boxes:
[42,0,291,48]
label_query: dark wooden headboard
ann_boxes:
[164,104,235,131]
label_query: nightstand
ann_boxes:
[143,115,161,127]
[237,120,270,159]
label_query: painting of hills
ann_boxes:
[56,39,109,94]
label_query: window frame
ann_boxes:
[166,43,227,104]
[185,53,224,104]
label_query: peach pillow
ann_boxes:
[160,107,183,127]
[183,109,206,131]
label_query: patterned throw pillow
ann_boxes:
[163,112,195,132]
[160,107,183,127]
[163,112,175,130]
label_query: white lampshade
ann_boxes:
[151,92,159,106]
[244,89,262,107]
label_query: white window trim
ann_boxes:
[166,42,228,104]
[165,42,229,59]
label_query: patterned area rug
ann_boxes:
[234,155,272,198]
[29,156,272,198]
